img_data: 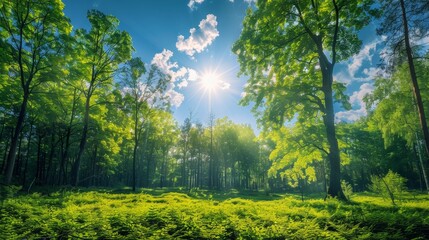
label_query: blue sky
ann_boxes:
[62,0,385,132]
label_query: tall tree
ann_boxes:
[365,62,429,192]
[377,0,429,158]
[121,58,169,191]
[70,10,132,186]
[0,0,71,184]
[233,0,375,199]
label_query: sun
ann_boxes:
[201,72,220,91]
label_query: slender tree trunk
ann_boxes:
[415,135,429,194]
[71,92,91,186]
[36,134,44,185]
[5,92,29,184]
[132,142,138,191]
[132,95,140,191]
[45,128,56,185]
[1,127,9,174]
[21,124,32,186]
[59,89,77,185]
[91,144,98,186]
[400,0,429,159]
[14,132,24,177]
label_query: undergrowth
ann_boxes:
[1,189,428,239]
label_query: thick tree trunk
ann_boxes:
[5,92,29,184]
[321,64,347,200]
[400,0,429,160]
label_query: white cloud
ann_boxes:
[176,14,219,57]
[151,49,197,83]
[348,41,378,77]
[151,49,198,107]
[220,81,231,90]
[349,83,373,107]
[188,0,204,9]
[335,109,367,122]
[335,83,374,122]
[334,71,352,85]
[178,80,188,89]
[187,69,198,81]
[165,90,185,108]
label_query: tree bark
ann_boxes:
[58,89,77,185]
[400,0,429,160]
[132,141,138,191]
[5,92,29,184]
[321,62,347,201]
[71,92,91,186]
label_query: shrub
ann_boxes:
[370,170,407,205]
[0,185,22,200]
[341,180,353,200]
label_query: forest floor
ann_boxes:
[1,187,428,239]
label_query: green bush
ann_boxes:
[341,180,353,200]
[370,170,407,205]
[0,185,22,200]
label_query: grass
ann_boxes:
[1,188,428,239]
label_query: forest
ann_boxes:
[1,0,429,239]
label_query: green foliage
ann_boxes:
[341,180,353,200]
[1,190,428,239]
[233,0,375,130]
[0,185,22,200]
[370,171,408,205]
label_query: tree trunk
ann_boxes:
[132,142,138,191]
[321,63,347,200]
[14,132,24,177]
[35,134,44,185]
[21,124,32,186]
[59,89,77,185]
[400,0,429,160]
[71,93,91,186]
[415,136,429,194]
[5,92,29,184]
[45,128,56,185]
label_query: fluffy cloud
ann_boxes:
[151,49,197,84]
[220,81,231,90]
[188,0,204,9]
[348,41,378,77]
[151,49,197,107]
[176,14,219,57]
[335,83,374,122]
[165,90,185,108]
[347,36,388,81]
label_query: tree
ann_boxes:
[121,58,169,191]
[377,0,429,159]
[268,121,330,197]
[365,62,429,192]
[233,0,375,199]
[70,10,132,186]
[0,0,71,184]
